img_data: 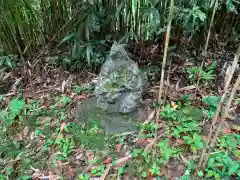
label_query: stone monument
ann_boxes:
[94,42,145,114]
[75,42,147,134]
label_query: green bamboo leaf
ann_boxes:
[59,33,75,45]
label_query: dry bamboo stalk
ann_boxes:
[157,0,174,105]
[195,0,219,98]
[198,45,240,169]
[203,0,218,55]
[211,73,240,147]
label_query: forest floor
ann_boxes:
[0,42,239,180]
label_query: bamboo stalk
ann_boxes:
[195,0,218,98]
[197,45,240,169]
[157,0,174,105]
[203,0,218,55]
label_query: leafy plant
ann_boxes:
[157,139,179,162]
[149,163,161,176]
[218,134,240,156]
[187,66,215,85]
[78,173,91,180]
[90,165,105,177]
[183,133,205,152]
[172,121,201,138]
[206,152,240,179]
[0,0,43,55]
[202,95,221,119]
[55,135,75,157]
[0,55,15,69]
[0,98,26,126]
[160,104,178,120]
[74,84,95,95]
[182,6,207,36]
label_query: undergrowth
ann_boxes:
[0,86,239,179]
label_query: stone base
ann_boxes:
[74,97,147,134]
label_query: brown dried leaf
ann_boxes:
[22,126,29,138]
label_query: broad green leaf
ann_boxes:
[132,149,143,157]
[162,148,173,161]
[198,171,203,177]
[208,157,215,167]
[228,162,239,176]
[9,98,26,116]
[142,172,147,177]
[4,56,13,68]
[183,136,193,144]
[21,175,32,180]
[223,154,233,165]
[117,167,124,176]
[206,170,214,177]
[206,61,217,71]
[0,173,5,180]
[202,96,220,107]
[0,110,13,125]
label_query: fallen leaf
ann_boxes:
[22,126,29,138]
[39,139,44,149]
[136,138,154,144]
[70,92,77,98]
[4,98,9,106]
[60,122,66,132]
[76,95,88,100]
[222,128,232,134]
[218,87,223,95]
[174,138,185,146]
[26,98,31,105]
[75,152,84,160]
[103,157,112,164]
[86,151,94,161]
[115,155,132,167]
[207,59,212,65]
[115,144,121,152]
[170,101,177,110]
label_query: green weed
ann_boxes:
[74,84,95,95]
[183,133,205,153]
[206,152,240,179]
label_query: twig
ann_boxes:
[3,92,15,97]
[142,110,156,125]
[11,77,23,91]
[144,137,157,153]
[100,164,111,180]
[177,85,196,92]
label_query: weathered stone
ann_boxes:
[94,42,146,114]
